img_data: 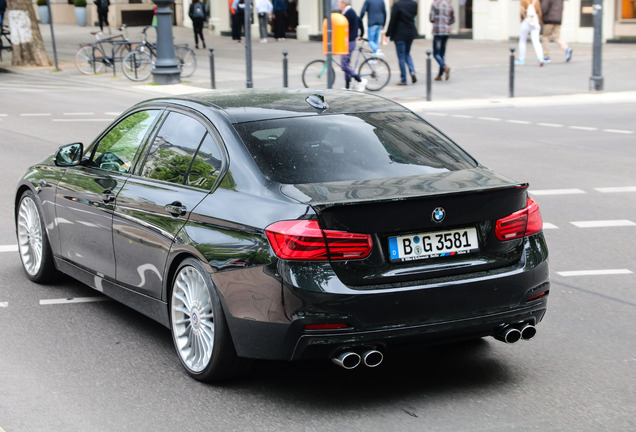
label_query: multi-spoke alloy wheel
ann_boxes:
[169,258,250,381]
[171,263,215,373]
[16,191,56,282]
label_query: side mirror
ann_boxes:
[54,142,84,167]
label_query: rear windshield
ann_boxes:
[233,112,477,184]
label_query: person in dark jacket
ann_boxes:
[541,0,572,62]
[338,0,366,91]
[189,0,207,49]
[359,0,386,54]
[385,0,418,86]
[273,0,287,41]
[94,0,110,32]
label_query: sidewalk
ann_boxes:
[2,23,636,106]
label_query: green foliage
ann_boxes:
[36,0,48,6]
[74,0,87,7]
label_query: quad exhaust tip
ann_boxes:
[332,349,384,369]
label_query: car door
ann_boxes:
[55,109,161,278]
[112,109,224,299]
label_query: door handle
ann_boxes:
[102,190,116,203]
[165,202,187,217]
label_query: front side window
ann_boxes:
[141,112,207,185]
[92,110,160,173]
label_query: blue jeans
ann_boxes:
[433,35,449,77]
[367,25,382,53]
[340,41,360,86]
[394,39,415,84]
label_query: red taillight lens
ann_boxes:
[495,197,543,241]
[265,220,373,261]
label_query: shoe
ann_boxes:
[355,78,368,92]
[260,38,268,43]
[444,65,451,81]
[434,75,443,81]
[396,81,407,86]
[539,59,545,67]
[410,72,417,84]
[195,44,199,49]
[565,47,573,62]
[515,59,525,65]
[202,41,206,49]
[544,57,551,63]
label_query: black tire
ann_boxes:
[75,45,106,75]
[16,190,58,283]
[170,258,251,382]
[122,50,153,81]
[358,57,391,91]
[302,59,336,89]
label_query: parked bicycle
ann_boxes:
[122,26,196,81]
[1,25,12,61]
[74,25,134,75]
[302,39,391,91]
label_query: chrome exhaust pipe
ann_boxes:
[519,323,537,341]
[362,350,383,368]
[332,351,362,369]
[495,326,522,344]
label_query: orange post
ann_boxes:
[323,13,349,55]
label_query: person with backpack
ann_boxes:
[516,0,545,66]
[189,0,207,49]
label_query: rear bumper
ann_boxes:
[221,235,550,361]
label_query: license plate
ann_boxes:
[388,227,479,262]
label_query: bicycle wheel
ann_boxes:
[175,46,196,78]
[75,45,106,75]
[122,50,153,81]
[358,58,391,91]
[302,59,336,89]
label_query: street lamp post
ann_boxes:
[152,0,181,85]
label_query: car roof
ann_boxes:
[154,89,410,123]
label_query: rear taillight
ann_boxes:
[265,220,373,261]
[495,197,543,241]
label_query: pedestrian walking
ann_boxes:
[94,0,110,32]
[385,0,418,86]
[359,0,386,54]
[0,0,6,28]
[337,0,367,91]
[430,0,455,81]
[231,0,245,42]
[189,0,206,49]
[516,0,545,66]
[540,0,572,62]
[273,0,287,41]
[255,0,273,43]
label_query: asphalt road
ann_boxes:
[1,74,634,432]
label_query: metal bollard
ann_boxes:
[283,50,288,88]
[509,47,515,98]
[209,47,216,89]
[426,50,432,101]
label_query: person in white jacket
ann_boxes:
[255,0,273,42]
[516,0,545,66]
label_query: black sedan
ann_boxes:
[15,89,549,382]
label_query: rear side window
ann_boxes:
[233,112,476,184]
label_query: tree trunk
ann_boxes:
[7,0,52,66]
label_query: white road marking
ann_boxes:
[40,297,110,305]
[0,245,18,252]
[20,113,51,117]
[557,269,633,277]
[451,114,474,119]
[595,186,636,193]
[571,220,636,228]
[477,116,501,122]
[0,302,8,308]
[542,223,559,229]
[63,112,95,116]
[424,112,449,117]
[506,119,531,124]
[530,189,586,196]
[568,126,598,131]
[104,112,121,116]
[537,122,564,128]
[603,129,634,135]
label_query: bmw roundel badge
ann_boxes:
[432,207,446,223]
